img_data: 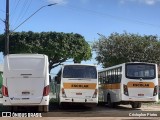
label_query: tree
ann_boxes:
[93,32,160,68]
[0,31,92,71]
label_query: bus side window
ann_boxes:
[99,73,103,84]
[118,67,122,83]
[111,70,115,84]
[102,72,105,84]
[105,71,109,83]
[115,69,118,83]
[108,71,112,84]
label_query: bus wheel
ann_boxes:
[137,102,142,108]
[38,106,43,112]
[131,102,141,108]
[107,95,113,108]
[98,102,105,106]
[38,105,49,112]
[113,102,118,108]
[43,105,49,112]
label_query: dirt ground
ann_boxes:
[0,104,160,120]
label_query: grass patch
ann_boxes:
[142,100,160,106]
[50,98,58,103]
[156,100,160,104]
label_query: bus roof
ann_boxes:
[98,62,156,72]
[62,63,97,67]
[5,54,47,58]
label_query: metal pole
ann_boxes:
[5,0,9,55]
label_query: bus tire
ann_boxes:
[98,102,105,106]
[113,102,118,108]
[131,102,141,108]
[38,105,49,112]
[107,95,113,108]
[38,106,43,112]
[43,105,49,112]
[137,102,142,108]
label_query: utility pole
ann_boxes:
[4,2,56,55]
[5,0,9,55]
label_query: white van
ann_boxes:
[2,54,50,112]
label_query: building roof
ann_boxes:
[0,64,3,72]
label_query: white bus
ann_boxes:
[2,54,50,112]
[55,64,98,107]
[98,62,158,108]
[0,64,3,97]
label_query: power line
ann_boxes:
[63,4,160,29]
[11,0,29,29]
[10,0,21,18]
[11,3,57,32]
[13,0,32,28]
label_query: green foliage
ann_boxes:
[93,32,160,68]
[0,31,92,71]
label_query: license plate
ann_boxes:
[22,92,30,95]
[138,94,144,96]
[76,93,82,95]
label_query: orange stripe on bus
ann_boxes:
[63,83,97,89]
[102,83,120,89]
[127,82,155,88]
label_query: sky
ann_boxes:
[0,0,160,75]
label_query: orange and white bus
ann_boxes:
[98,62,158,108]
[55,64,98,107]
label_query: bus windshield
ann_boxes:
[126,63,156,79]
[63,65,97,79]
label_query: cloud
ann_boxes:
[143,0,156,5]
[47,0,68,5]
[120,0,160,5]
